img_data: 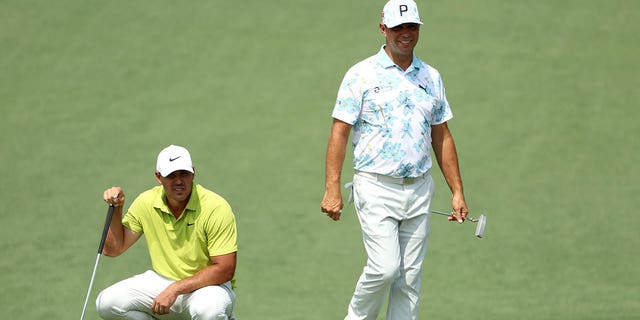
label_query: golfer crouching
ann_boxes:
[97,145,238,320]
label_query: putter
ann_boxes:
[80,204,115,320]
[431,210,487,238]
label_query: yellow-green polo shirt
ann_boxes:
[122,184,238,281]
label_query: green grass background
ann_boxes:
[1,0,638,319]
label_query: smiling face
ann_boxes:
[380,22,420,68]
[155,169,194,207]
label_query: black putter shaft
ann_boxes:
[97,204,115,254]
[80,204,115,320]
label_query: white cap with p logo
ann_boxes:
[381,0,423,28]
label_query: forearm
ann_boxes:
[438,136,464,196]
[321,119,352,220]
[325,119,350,191]
[102,206,126,257]
[326,139,347,191]
[169,254,236,295]
[432,123,464,197]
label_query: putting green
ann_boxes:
[0,1,637,319]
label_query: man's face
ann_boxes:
[381,23,420,56]
[155,170,194,204]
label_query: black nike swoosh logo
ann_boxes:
[169,156,181,162]
[187,223,195,227]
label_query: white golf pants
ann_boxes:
[96,270,236,320]
[346,171,434,320]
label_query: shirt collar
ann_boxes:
[153,184,200,217]
[376,45,421,72]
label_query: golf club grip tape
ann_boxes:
[97,205,115,254]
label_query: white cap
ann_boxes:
[381,0,423,28]
[156,145,194,177]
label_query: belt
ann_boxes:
[355,170,429,185]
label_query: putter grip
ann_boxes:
[97,205,115,254]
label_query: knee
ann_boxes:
[381,262,402,283]
[189,286,235,320]
[95,288,124,319]
[369,260,401,284]
[191,302,233,320]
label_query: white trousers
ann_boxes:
[96,270,236,320]
[346,172,434,320]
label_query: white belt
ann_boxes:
[344,171,430,204]
[355,170,429,185]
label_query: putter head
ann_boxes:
[474,214,487,238]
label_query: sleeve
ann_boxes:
[122,195,145,234]
[205,202,238,257]
[431,72,453,125]
[331,67,363,125]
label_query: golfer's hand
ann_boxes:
[103,187,125,207]
[152,287,178,315]
[321,189,343,221]
[448,194,468,223]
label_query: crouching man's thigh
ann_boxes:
[185,281,236,320]
[96,270,171,319]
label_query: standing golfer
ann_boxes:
[97,145,237,319]
[320,0,469,319]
